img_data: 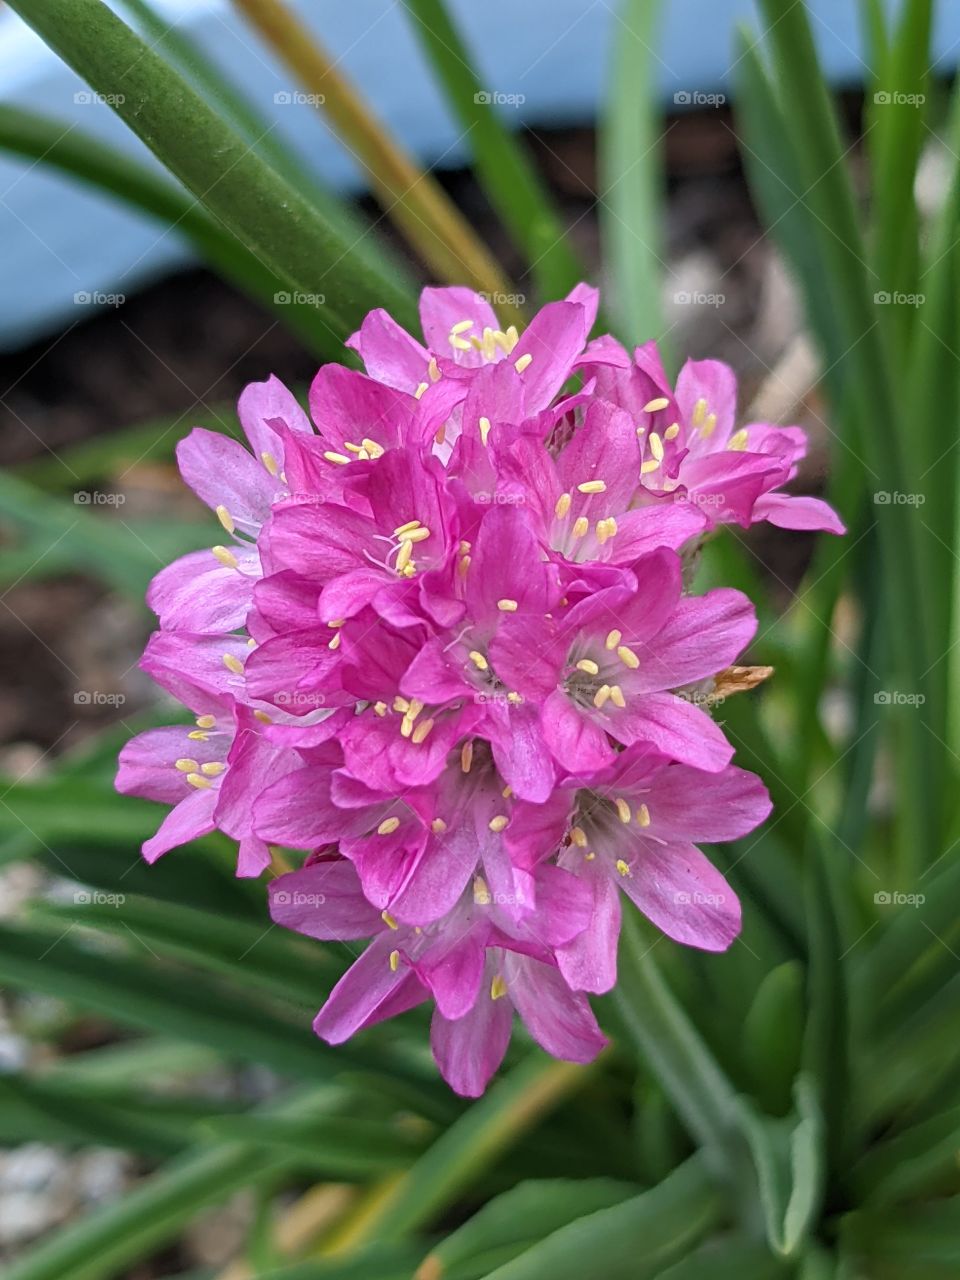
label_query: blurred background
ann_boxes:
[1,1,959,1274]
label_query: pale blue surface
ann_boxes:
[0,0,957,347]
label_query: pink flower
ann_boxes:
[117,283,840,1094]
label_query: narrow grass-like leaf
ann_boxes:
[7,0,418,343]
[600,0,666,349]
[403,0,585,301]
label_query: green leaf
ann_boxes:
[6,0,418,344]
[0,107,350,359]
[613,910,744,1172]
[851,1103,960,1206]
[402,0,585,301]
[468,1157,721,1280]
[418,1177,640,1280]
[600,0,666,349]
[654,1235,790,1279]
[735,1077,825,1258]
[1,1089,338,1280]
[743,962,805,1116]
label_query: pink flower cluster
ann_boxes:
[118,285,841,1096]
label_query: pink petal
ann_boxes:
[620,842,741,951]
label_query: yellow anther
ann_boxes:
[215,505,235,534]
[362,437,385,458]
[186,772,213,790]
[615,796,632,824]
[617,645,640,670]
[450,318,474,335]
[649,432,664,462]
[323,451,351,466]
[555,492,572,519]
[502,785,513,798]
[450,335,473,351]
[593,684,612,709]
[412,718,435,744]
[489,814,509,833]
[373,701,388,717]
[474,875,492,904]
[572,516,589,538]
[396,540,414,573]
[212,545,239,569]
[478,416,492,445]
[414,381,429,400]
[609,684,626,708]
[200,761,225,777]
[435,423,447,445]
[393,696,410,713]
[461,741,474,773]
[431,818,447,834]
[596,517,618,544]
[327,631,342,651]
[187,730,209,741]
[469,650,489,670]
[389,949,400,972]
[585,851,597,861]
[504,325,520,351]
[382,910,399,930]
[260,451,279,476]
[642,396,670,413]
[254,710,272,724]
[507,691,523,704]
[343,441,365,454]
[636,804,651,827]
[378,817,401,835]
[458,554,471,577]
[428,356,441,382]
[728,428,749,451]
[692,397,708,428]
[175,758,200,773]
[701,412,718,438]
[514,353,533,373]
[400,716,414,739]
[570,825,588,848]
[664,422,681,440]
[576,659,600,675]
[394,519,421,535]
[327,618,345,629]
[196,714,216,729]
[399,526,431,544]
[490,974,508,1000]
[577,479,607,494]
[605,629,622,650]
[407,699,424,720]
[223,653,244,675]
[640,459,660,475]
[616,858,631,877]
[497,598,519,612]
